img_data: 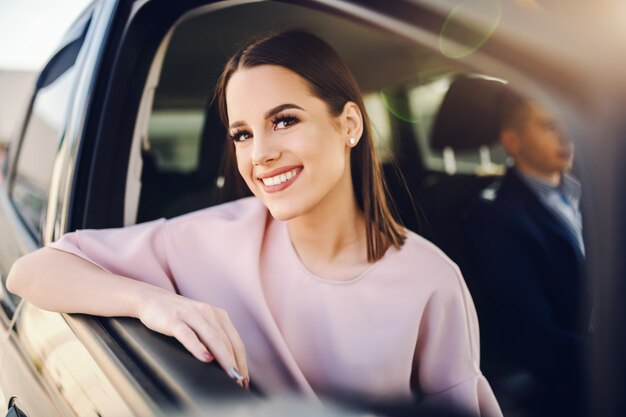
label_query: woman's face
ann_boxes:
[225,65,360,221]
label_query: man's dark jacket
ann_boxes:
[463,168,589,415]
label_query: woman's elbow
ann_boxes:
[6,249,44,297]
[7,256,27,296]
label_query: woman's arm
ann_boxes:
[412,263,503,417]
[8,247,153,316]
[7,246,249,388]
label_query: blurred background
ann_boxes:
[0,0,91,178]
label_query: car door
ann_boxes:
[0,2,156,416]
[2,1,624,416]
[0,6,95,417]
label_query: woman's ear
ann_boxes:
[340,101,364,146]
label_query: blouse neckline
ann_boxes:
[274,217,401,285]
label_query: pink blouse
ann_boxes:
[49,197,502,416]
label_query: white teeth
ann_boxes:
[261,168,299,187]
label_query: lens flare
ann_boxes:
[380,91,419,124]
[439,0,502,59]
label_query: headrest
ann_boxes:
[430,75,507,151]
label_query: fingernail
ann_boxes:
[203,352,214,362]
[228,367,244,383]
[243,378,250,390]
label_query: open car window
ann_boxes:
[106,1,592,415]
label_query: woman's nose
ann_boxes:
[251,134,280,166]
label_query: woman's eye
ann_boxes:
[273,116,299,130]
[230,130,252,143]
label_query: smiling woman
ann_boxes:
[6,30,502,416]
[214,31,406,263]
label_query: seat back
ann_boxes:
[419,75,506,271]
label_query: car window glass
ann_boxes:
[364,92,393,162]
[124,3,592,414]
[147,108,204,173]
[10,66,78,241]
[8,13,91,243]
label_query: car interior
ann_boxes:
[134,4,515,292]
[121,0,521,410]
[1,0,613,415]
[44,0,586,415]
[131,1,507,235]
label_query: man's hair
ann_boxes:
[497,86,532,132]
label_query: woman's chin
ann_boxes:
[266,206,299,221]
[263,200,307,222]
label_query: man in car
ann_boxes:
[464,86,589,417]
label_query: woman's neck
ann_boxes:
[286,179,368,279]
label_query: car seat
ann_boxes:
[137,98,230,222]
[426,74,535,415]
[424,74,505,279]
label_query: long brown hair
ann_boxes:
[214,30,405,262]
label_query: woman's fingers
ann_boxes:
[184,309,248,387]
[139,295,248,388]
[217,310,249,385]
[171,322,214,363]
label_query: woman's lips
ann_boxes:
[258,167,303,193]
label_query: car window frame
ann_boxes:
[6,9,94,245]
[21,0,617,415]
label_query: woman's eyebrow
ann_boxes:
[264,103,304,120]
[229,103,305,130]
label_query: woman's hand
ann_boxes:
[136,287,249,389]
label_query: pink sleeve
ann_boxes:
[415,266,503,417]
[47,219,177,293]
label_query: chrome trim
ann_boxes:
[64,314,167,417]
[52,0,120,243]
